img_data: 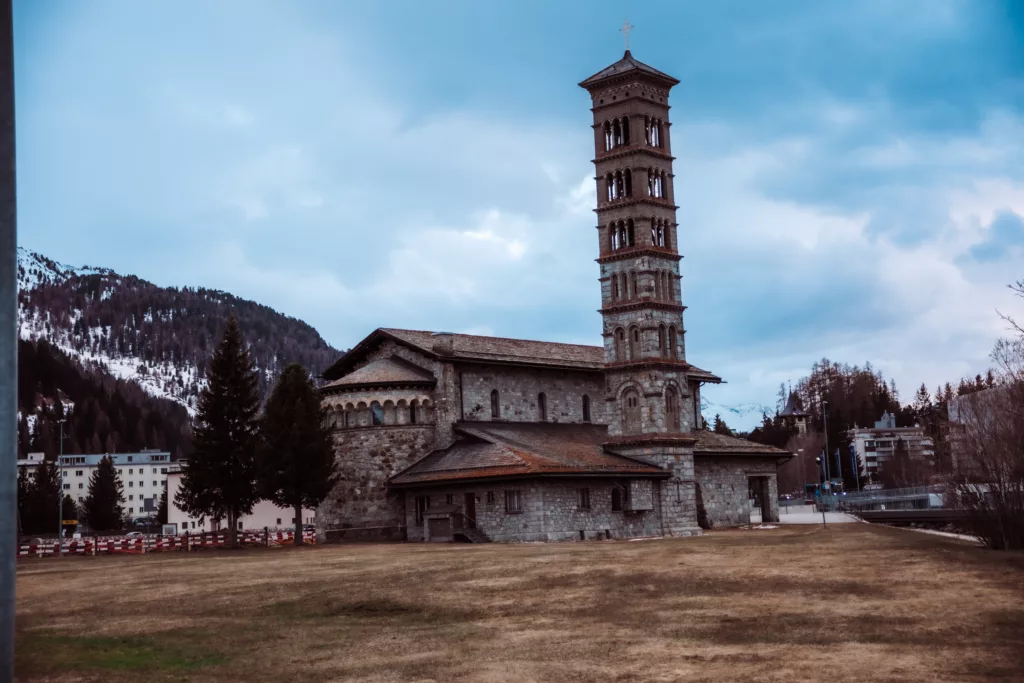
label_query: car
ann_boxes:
[302,524,316,532]
[125,531,145,539]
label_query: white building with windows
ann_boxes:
[55,450,173,518]
[849,412,934,480]
[166,463,316,533]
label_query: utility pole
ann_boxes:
[0,0,17,677]
[57,419,66,549]
[822,400,831,484]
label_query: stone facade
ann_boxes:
[460,366,605,424]
[694,456,780,528]
[403,479,665,543]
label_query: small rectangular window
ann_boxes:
[63,483,70,490]
[578,488,591,510]
[129,494,133,501]
[78,483,83,489]
[505,490,523,514]
[128,469,134,475]
[486,491,495,504]
[276,518,281,525]
[128,481,133,487]
[415,496,430,525]
[446,494,454,504]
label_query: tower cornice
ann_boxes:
[599,301,686,315]
[594,197,677,213]
[592,146,675,164]
[596,247,682,265]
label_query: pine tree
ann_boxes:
[26,459,60,535]
[712,413,733,436]
[157,483,168,526]
[82,455,124,532]
[16,467,31,535]
[257,364,338,546]
[176,315,260,548]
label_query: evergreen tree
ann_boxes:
[25,459,60,535]
[62,495,78,535]
[157,483,168,526]
[16,467,30,535]
[176,315,260,548]
[257,364,338,545]
[712,413,734,436]
[82,455,124,532]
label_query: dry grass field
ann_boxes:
[15,524,1024,683]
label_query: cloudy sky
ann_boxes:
[13,1,1024,426]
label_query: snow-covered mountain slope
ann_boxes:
[17,248,340,417]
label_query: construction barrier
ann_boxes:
[17,530,316,558]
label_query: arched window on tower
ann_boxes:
[582,395,591,422]
[605,173,614,202]
[658,324,667,356]
[651,217,658,246]
[652,119,662,147]
[621,116,630,145]
[628,325,640,359]
[648,168,655,197]
[669,325,678,359]
[611,274,620,300]
[626,219,635,246]
[538,392,547,421]
[629,272,638,299]
[665,387,680,431]
[614,328,626,361]
[603,121,612,151]
[620,273,628,298]
[409,403,417,424]
[624,168,632,197]
[491,389,500,418]
[612,119,622,148]
[610,223,619,251]
[658,222,665,247]
[644,116,652,145]
[622,389,641,432]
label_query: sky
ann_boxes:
[12,0,1024,427]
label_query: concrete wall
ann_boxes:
[694,457,780,528]
[459,366,607,425]
[403,479,665,543]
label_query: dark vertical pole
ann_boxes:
[0,0,15,677]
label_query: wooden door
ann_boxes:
[464,493,476,528]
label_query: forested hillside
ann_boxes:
[16,248,343,460]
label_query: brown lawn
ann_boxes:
[14,524,1024,683]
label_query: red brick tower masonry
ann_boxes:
[580,51,701,536]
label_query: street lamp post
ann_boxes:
[56,419,66,550]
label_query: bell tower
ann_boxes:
[580,49,702,536]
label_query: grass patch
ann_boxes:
[269,595,480,624]
[17,630,228,677]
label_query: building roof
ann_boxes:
[322,328,722,384]
[389,422,667,486]
[322,356,435,391]
[779,392,809,418]
[56,451,173,467]
[579,50,680,90]
[691,432,792,458]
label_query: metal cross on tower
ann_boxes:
[620,19,634,50]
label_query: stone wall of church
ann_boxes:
[403,478,665,543]
[317,424,435,541]
[694,456,780,528]
[459,366,607,425]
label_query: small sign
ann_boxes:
[62,520,77,525]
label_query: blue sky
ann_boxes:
[13,1,1024,426]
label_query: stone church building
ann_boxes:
[317,51,789,543]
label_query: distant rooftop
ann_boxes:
[57,451,173,467]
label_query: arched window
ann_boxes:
[538,392,547,421]
[491,390,500,418]
[653,272,660,299]
[626,219,635,245]
[612,119,621,147]
[621,116,630,145]
[605,173,614,202]
[661,170,668,199]
[371,401,385,426]
[409,404,417,424]
[622,389,641,432]
[666,387,680,431]
[611,274,620,300]
[648,168,655,197]
[582,395,591,422]
[644,116,651,145]
[624,168,632,197]
[669,325,678,359]
[658,221,666,247]
[614,328,625,361]
[658,324,666,355]
[603,121,612,151]
[628,325,640,359]
[610,223,619,251]
[629,272,638,299]
[343,411,350,428]
[611,486,622,511]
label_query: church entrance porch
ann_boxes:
[748,476,774,524]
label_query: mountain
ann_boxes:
[17,247,342,460]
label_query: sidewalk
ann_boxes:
[777,508,858,525]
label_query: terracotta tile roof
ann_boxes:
[322,356,435,390]
[389,422,667,486]
[693,432,791,457]
[323,328,722,383]
[579,50,680,90]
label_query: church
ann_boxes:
[316,50,790,543]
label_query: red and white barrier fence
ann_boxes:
[17,530,316,558]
